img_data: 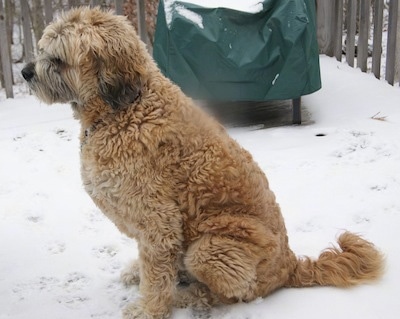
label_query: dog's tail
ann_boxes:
[285,232,384,288]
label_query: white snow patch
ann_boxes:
[164,0,263,26]
[175,5,204,29]
[180,0,263,13]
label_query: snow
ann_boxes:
[175,5,204,29]
[164,0,263,28]
[165,0,263,14]
[176,0,264,13]
[1,56,400,318]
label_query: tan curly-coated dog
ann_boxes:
[22,7,384,319]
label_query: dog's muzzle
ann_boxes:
[21,62,36,82]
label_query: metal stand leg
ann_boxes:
[292,97,301,124]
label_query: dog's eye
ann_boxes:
[51,58,63,65]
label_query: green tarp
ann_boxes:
[153,0,321,101]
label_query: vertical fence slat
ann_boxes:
[0,0,13,98]
[357,0,370,71]
[334,0,344,61]
[386,0,398,85]
[346,0,357,67]
[136,0,147,44]
[397,0,400,85]
[44,0,53,25]
[372,0,384,79]
[68,0,79,9]
[114,0,123,15]
[316,0,336,56]
[21,0,34,62]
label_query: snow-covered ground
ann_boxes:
[1,56,400,318]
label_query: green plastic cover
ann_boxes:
[153,0,321,101]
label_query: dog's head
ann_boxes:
[21,7,149,110]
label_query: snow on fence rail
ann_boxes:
[1,0,399,99]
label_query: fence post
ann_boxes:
[357,0,370,72]
[345,0,357,67]
[115,0,123,15]
[397,0,400,84]
[68,0,79,9]
[44,0,53,25]
[334,0,344,61]
[136,0,147,44]
[386,0,398,85]
[20,0,34,62]
[316,0,337,56]
[372,0,384,79]
[0,0,13,98]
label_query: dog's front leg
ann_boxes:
[123,213,182,319]
[123,246,179,319]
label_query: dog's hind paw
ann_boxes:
[123,302,169,319]
[120,260,140,286]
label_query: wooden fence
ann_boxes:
[1,0,399,99]
[317,0,399,85]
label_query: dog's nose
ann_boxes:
[21,62,35,81]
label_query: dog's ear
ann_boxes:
[85,15,150,110]
[98,72,141,110]
[93,52,143,111]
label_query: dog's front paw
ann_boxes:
[120,260,141,286]
[123,302,169,319]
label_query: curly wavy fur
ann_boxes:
[22,7,384,319]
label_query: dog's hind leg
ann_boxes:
[184,234,260,304]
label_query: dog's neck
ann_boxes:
[71,96,111,130]
[74,97,115,150]
[72,88,142,126]
[74,90,145,148]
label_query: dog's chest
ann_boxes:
[80,141,151,232]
